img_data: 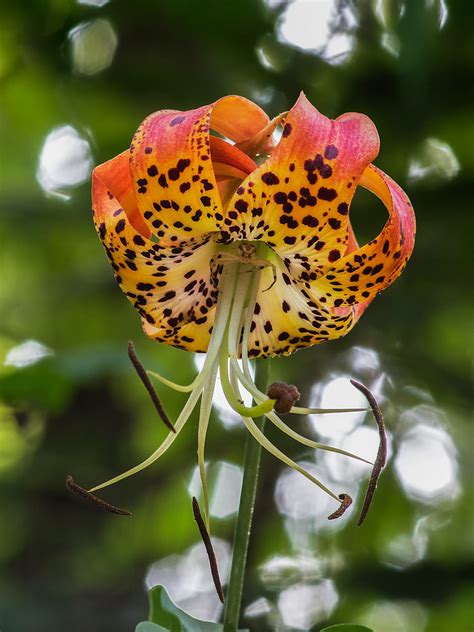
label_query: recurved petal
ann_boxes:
[92,150,150,237]
[92,165,219,352]
[245,264,356,358]
[223,92,380,281]
[310,163,416,309]
[128,96,269,245]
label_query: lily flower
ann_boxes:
[90,94,415,525]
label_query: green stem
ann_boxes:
[223,357,270,631]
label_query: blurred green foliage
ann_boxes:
[0,0,472,630]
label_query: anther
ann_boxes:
[327,493,353,520]
[128,341,176,433]
[192,497,224,603]
[350,380,388,526]
[267,381,300,414]
[66,475,131,516]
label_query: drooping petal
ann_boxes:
[244,264,356,357]
[92,161,220,352]
[310,163,416,310]
[128,97,269,245]
[92,151,150,237]
[222,93,380,282]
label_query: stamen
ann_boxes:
[267,381,300,414]
[197,363,218,532]
[291,406,370,415]
[88,265,238,493]
[327,493,353,520]
[66,475,131,516]
[192,497,224,603]
[350,380,388,526]
[128,341,175,433]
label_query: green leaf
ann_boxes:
[136,623,169,632]
[148,585,224,631]
[321,626,374,632]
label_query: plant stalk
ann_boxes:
[223,357,270,631]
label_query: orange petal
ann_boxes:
[210,136,257,176]
[221,93,380,283]
[210,95,269,143]
[92,164,220,352]
[92,151,150,238]
[312,163,416,312]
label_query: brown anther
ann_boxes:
[66,475,131,516]
[128,341,176,433]
[267,381,300,414]
[192,497,224,603]
[327,493,353,520]
[350,379,388,526]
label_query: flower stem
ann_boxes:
[223,357,270,631]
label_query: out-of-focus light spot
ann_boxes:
[188,461,243,519]
[274,462,355,540]
[245,597,273,618]
[381,32,400,57]
[145,538,231,622]
[278,580,339,629]
[373,0,447,30]
[210,461,242,518]
[383,516,431,569]
[4,340,53,368]
[394,407,459,503]
[348,345,380,374]
[77,0,110,6]
[250,86,275,107]
[37,125,93,199]
[260,554,323,588]
[408,137,460,186]
[277,0,357,65]
[194,355,252,428]
[69,19,118,76]
[322,425,381,484]
[309,375,368,441]
[0,406,44,474]
[361,599,428,632]
[256,46,276,71]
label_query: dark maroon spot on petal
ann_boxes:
[158,174,168,188]
[264,321,273,333]
[302,215,318,227]
[324,144,339,159]
[328,217,341,229]
[180,182,191,193]
[318,187,338,201]
[147,165,158,177]
[262,172,280,185]
[282,123,292,137]
[177,158,191,172]
[170,116,185,127]
[145,147,153,154]
[284,236,296,245]
[115,219,126,233]
[318,164,332,178]
[337,202,348,215]
[274,192,287,204]
[168,168,180,181]
[235,199,248,213]
[328,249,340,262]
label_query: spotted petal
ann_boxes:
[310,163,416,310]
[92,155,220,352]
[129,97,269,244]
[222,93,380,282]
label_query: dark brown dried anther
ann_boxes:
[327,493,353,520]
[267,381,300,414]
[66,475,131,516]
[350,379,388,526]
[128,341,176,433]
[192,497,224,603]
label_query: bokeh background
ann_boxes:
[0,0,472,630]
